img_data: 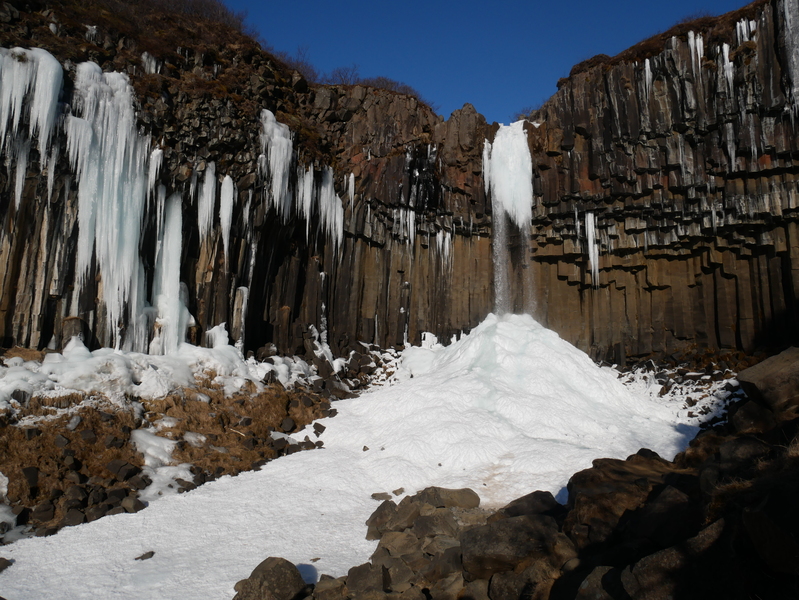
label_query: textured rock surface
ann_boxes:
[2,0,799,363]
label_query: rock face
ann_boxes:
[1,0,799,361]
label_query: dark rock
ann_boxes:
[346,562,389,595]
[60,508,86,527]
[54,434,70,448]
[574,566,616,600]
[718,436,772,474]
[121,496,145,513]
[30,501,54,522]
[233,557,307,600]
[365,499,398,540]
[416,487,480,509]
[489,490,564,522]
[460,515,560,580]
[619,519,725,599]
[731,401,777,433]
[23,427,40,439]
[312,577,347,600]
[0,557,11,573]
[21,466,39,488]
[378,531,420,558]
[738,348,799,413]
[135,551,155,561]
[411,510,459,539]
[79,429,97,443]
[280,418,295,433]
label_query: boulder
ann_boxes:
[416,487,480,509]
[460,514,559,580]
[233,557,307,600]
[738,348,799,414]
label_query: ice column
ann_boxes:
[197,161,216,239]
[150,193,190,355]
[220,174,235,264]
[585,212,599,287]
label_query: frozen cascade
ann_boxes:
[483,121,533,231]
[220,175,235,264]
[141,52,161,75]
[586,212,599,287]
[197,161,216,239]
[348,172,355,204]
[259,109,292,217]
[150,193,191,355]
[483,121,533,313]
[66,61,151,350]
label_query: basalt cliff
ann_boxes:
[1,0,798,363]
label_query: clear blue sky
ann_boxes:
[224,0,753,124]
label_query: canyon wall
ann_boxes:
[1,0,798,362]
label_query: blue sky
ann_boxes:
[224,0,753,124]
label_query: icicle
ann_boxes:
[722,44,735,94]
[574,207,581,238]
[12,138,30,208]
[197,161,216,239]
[586,212,599,288]
[296,165,314,238]
[147,147,163,199]
[220,175,235,265]
[644,58,653,99]
[259,109,293,217]
[150,193,189,355]
[348,172,355,204]
[141,52,161,75]
[46,144,58,202]
[318,167,344,250]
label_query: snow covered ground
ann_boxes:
[0,314,731,599]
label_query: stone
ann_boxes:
[379,531,421,558]
[346,562,389,596]
[313,576,347,600]
[21,466,39,488]
[121,496,146,513]
[489,490,563,522]
[135,551,155,561]
[0,557,11,573]
[365,499,398,540]
[460,515,559,580]
[79,429,97,443]
[619,519,725,599]
[738,348,799,414]
[574,566,616,600]
[731,401,777,433]
[31,501,54,522]
[60,508,86,527]
[411,510,459,539]
[233,557,307,600]
[416,487,480,509]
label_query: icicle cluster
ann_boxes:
[65,62,153,350]
[258,109,345,249]
[0,47,63,207]
[585,212,599,287]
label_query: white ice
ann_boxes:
[482,121,533,231]
[0,313,701,600]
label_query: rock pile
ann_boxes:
[237,346,799,599]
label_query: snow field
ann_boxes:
[0,313,710,600]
